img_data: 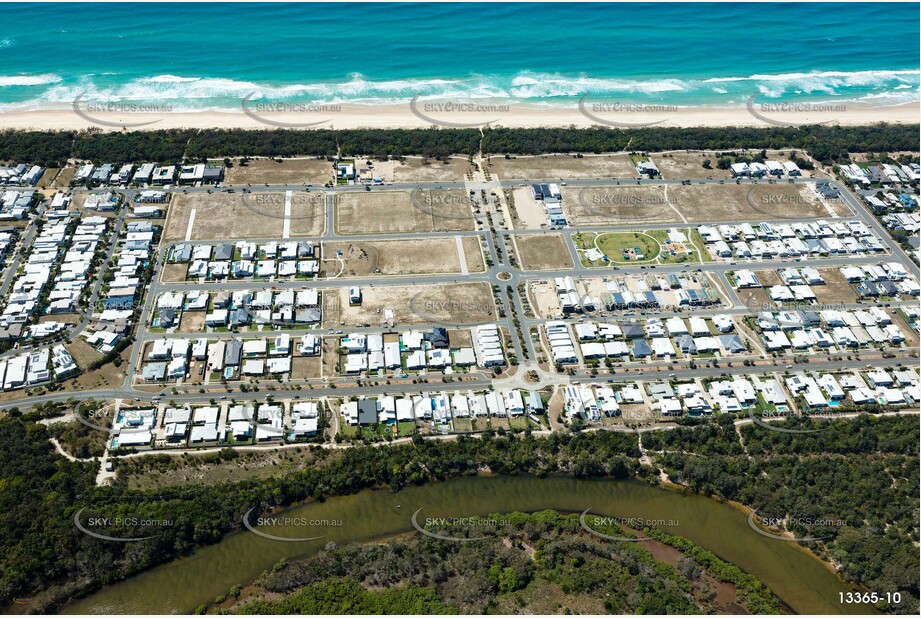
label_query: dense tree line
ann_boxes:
[657,415,919,614]
[481,124,920,164]
[187,128,484,159]
[643,415,745,456]
[0,420,642,612]
[2,124,916,168]
[0,413,915,613]
[74,130,196,164]
[739,413,918,456]
[229,510,776,615]
[0,130,74,168]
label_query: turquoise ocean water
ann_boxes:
[0,2,918,110]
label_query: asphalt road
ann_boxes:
[1,172,916,411]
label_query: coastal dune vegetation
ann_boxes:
[1,124,917,167]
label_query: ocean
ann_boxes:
[0,2,918,111]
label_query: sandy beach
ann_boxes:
[0,100,916,132]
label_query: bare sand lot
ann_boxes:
[448,328,473,347]
[322,290,341,326]
[38,313,79,325]
[755,270,782,287]
[736,286,771,312]
[164,192,279,241]
[335,189,475,234]
[651,152,733,179]
[322,236,483,277]
[336,156,471,184]
[391,156,474,182]
[527,280,563,319]
[321,337,340,377]
[286,192,328,237]
[567,185,677,226]
[508,187,548,229]
[668,182,832,223]
[459,236,485,273]
[486,153,638,180]
[811,269,858,305]
[161,262,188,283]
[164,191,323,241]
[291,356,322,380]
[178,311,205,333]
[220,158,333,186]
[326,282,495,327]
[514,234,574,270]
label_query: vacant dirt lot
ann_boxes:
[567,185,677,226]
[460,236,485,273]
[285,192,327,237]
[449,328,472,347]
[328,283,495,327]
[38,313,79,326]
[164,192,277,240]
[514,234,574,270]
[487,154,637,180]
[508,187,547,229]
[322,290,341,326]
[164,191,323,241]
[528,280,563,318]
[892,310,919,350]
[650,152,733,179]
[179,311,206,333]
[737,286,773,313]
[336,189,475,234]
[348,156,472,183]
[291,355,322,380]
[811,269,858,305]
[668,183,830,223]
[391,156,474,182]
[321,337,340,377]
[322,236,482,277]
[220,158,333,186]
[161,262,188,283]
[757,270,782,287]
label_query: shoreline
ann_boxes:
[0,101,917,131]
[58,474,853,616]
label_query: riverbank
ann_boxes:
[63,477,867,615]
[3,414,915,615]
[1,100,917,131]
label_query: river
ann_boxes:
[63,476,873,614]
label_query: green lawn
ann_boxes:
[508,416,532,430]
[339,423,395,440]
[688,229,713,263]
[573,231,659,266]
[395,421,417,437]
